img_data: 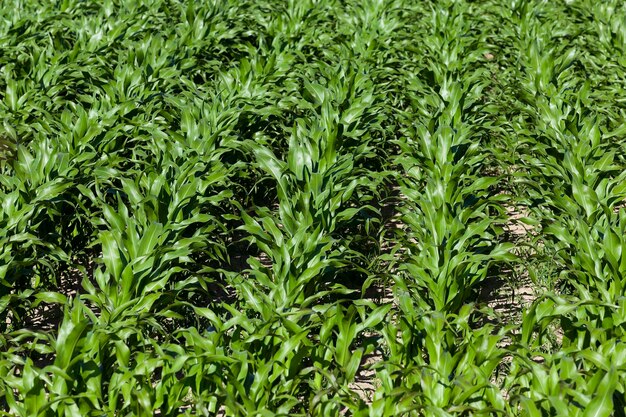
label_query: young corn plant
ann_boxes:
[0,138,74,331]
[503,294,625,416]
[396,115,512,313]
[370,302,509,416]
[238,63,387,309]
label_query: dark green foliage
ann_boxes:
[0,0,625,416]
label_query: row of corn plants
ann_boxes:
[370,2,514,415]
[489,1,626,415]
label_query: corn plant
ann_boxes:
[369,302,509,416]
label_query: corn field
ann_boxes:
[1,0,625,415]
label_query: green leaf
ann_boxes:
[582,368,616,417]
